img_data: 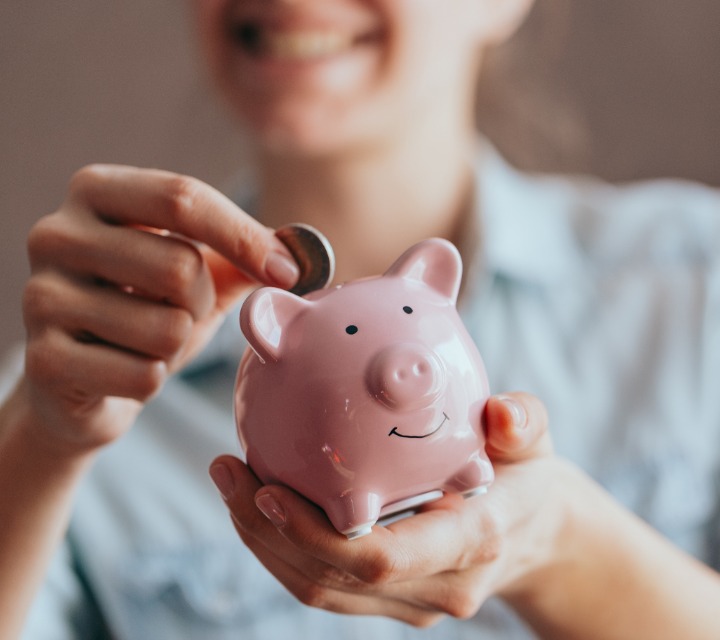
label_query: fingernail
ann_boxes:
[497,395,528,430]
[255,492,286,529]
[265,251,300,289]
[209,463,235,500]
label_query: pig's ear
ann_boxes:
[240,288,311,363]
[384,238,462,304]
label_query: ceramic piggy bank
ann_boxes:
[234,238,494,539]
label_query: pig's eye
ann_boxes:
[346,325,359,335]
[403,306,413,314]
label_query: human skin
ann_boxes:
[214,397,720,637]
[200,0,720,635]
[213,393,558,626]
[191,0,534,282]
[2,0,720,638]
[0,2,534,632]
[0,166,302,638]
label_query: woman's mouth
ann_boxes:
[231,23,381,61]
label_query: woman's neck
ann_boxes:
[256,115,478,283]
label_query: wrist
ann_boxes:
[498,458,595,607]
[1,378,99,471]
[500,459,720,640]
[0,380,97,640]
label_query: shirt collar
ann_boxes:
[186,143,589,375]
[472,142,588,288]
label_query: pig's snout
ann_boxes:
[366,343,446,411]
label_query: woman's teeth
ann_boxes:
[268,31,354,59]
[237,25,356,60]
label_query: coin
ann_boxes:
[275,223,336,296]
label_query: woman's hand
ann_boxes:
[210,392,563,628]
[19,164,299,454]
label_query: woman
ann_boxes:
[2,0,719,638]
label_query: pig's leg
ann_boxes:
[324,491,382,540]
[445,453,494,497]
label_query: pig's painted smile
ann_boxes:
[388,412,449,439]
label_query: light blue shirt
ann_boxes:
[18,148,720,639]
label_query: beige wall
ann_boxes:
[1,1,248,355]
[479,0,720,183]
[1,1,719,355]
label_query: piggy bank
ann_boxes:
[234,238,494,539]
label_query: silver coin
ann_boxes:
[275,223,336,296]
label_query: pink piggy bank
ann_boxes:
[234,238,494,539]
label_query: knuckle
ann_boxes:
[456,512,502,570]
[160,175,202,222]
[22,277,47,325]
[474,514,502,565]
[24,336,63,387]
[478,535,502,565]
[425,571,489,621]
[68,164,105,195]
[411,612,446,629]
[26,219,50,262]
[442,589,482,620]
[22,276,53,325]
[309,563,365,593]
[353,547,401,586]
[130,360,167,401]
[155,308,193,356]
[162,245,205,299]
[295,582,332,610]
[26,214,67,265]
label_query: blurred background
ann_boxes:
[1,0,718,355]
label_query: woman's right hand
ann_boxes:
[19,164,299,455]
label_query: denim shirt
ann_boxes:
[19,148,720,639]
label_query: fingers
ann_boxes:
[24,328,166,405]
[28,215,217,320]
[23,162,297,397]
[484,392,553,462]
[210,457,498,593]
[25,197,229,378]
[212,394,546,587]
[246,541,446,627]
[264,488,500,585]
[23,271,194,361]
[210,393,556,626]
[209,456,450,627]
[67,164,299,288]
[18,163,301,452]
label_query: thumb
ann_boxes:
[484,392,553,463]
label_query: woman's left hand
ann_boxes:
[210,392,563,628]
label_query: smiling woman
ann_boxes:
[2,1,720,639]
[193,0,533,157]
[194,0,391,152]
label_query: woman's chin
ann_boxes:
[245,112,371,159]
